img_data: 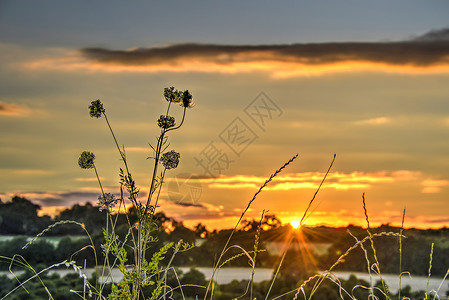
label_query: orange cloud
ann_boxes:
[22,28,449,78]
[0,101,32,117]
[75,177,105,182]
[421,179,449,193]
[180,170,426,191]
[25,54,449,78]
[353,117,392,125]
[10,169,53,175]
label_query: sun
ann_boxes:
[290,219,301,229]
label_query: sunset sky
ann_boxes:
[1,1,449,230]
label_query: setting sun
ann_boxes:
[290,219,301,229]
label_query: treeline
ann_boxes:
[1,196,449,278]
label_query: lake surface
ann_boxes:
[3,267,448,297]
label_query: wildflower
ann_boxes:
[160,150,180,169]
[163,86,182,103]
[88,99,105,118]
[157,115,176,129]
[78,151,95,169]
[97,192,118,211]
[181,90,193,108]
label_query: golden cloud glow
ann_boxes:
[190,170,421,191]
[353,117,392,125]
[24,54,449,78]
[421,179,449,193]
[208,183,259,189]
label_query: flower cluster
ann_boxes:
[157,115,176,129]
[163,86,183,103]
[163,87,193,108]
[181,90,193,108]
[88,99,105,118]
[78,151,95,169]
[97,192,119,212]
[160,150,180,169]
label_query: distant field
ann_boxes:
[0,235,86,246]
[265,241,331,256]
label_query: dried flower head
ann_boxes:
[97,193,118,211]
[181,90,193,108]
[78,151,95,169]
[157,115,176,129]
[163,86,182,103]
[160,150,180,169]
[88,99,105,118]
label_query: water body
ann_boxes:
[2,268,448,297]
[184,268,448,297]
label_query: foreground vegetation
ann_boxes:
[2,198,448,298]
[0,267,432,300]
[1,197,449,277]
[1,87,448,299]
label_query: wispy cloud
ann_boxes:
[75,177,104,182]
[0,101,32,117]
[0,189,123,208]
[160,199,237,221]
[24,28,449,77]
[124,147,150,152]
[1,169,54,176]
[353,117,391,125]
[412,28,449,42]
[421,179,449,193]
[179,170,423,191]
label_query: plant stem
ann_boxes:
[299,154,335,226]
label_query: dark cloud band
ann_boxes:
[80,28,449,67]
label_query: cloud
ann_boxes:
[183,170,425,191]
[412,28,449,42]
[24,28,449,77]
[421,179,449,193]
[0,101,32,117]
[9,169,53,176]
[353,117,391,125]
[160,199,238,221]
[0,190,104,207]
[168,201,204,208]
[125,147,149,152]
[75,177,104,182]
[81,33,449,67]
